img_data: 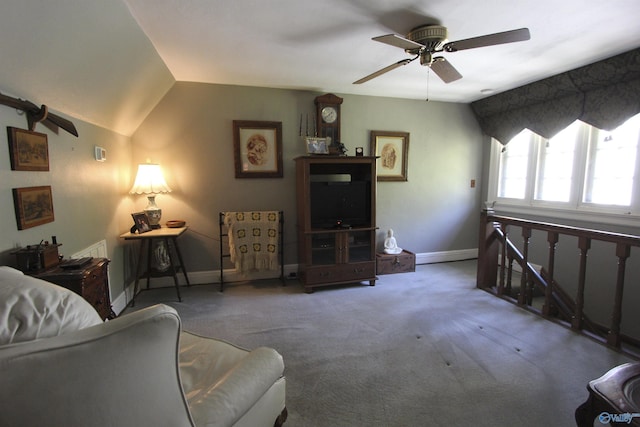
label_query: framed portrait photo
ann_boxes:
[131,212,152,234]
[304,137,329,154]
[370,130,409,182]
[13,186,55,230]
[7,127,49,171]
[233,120,283,178]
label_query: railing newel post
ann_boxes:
[476,208,499,290]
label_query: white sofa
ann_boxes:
[0,266,287,427]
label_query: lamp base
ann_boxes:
[145,195,162,229]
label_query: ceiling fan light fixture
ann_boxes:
[406,25,448,52]
[420,52,433,66]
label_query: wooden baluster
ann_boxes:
[572,237,591,331]
[498,223,508,295]
[518,227,531,306]
[607,243,630,348]
[506,255,514,296]
[542,232,559,316]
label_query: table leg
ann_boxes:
[129,239,147,307]
[171,236,191,286]
[165,237,182,302]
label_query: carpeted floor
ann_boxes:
[125,260,633,426]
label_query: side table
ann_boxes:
[33,257,115,320]
[120,226,191,306]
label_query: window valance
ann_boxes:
[471,48,640,144]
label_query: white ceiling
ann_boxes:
[123,0,640,103]
[1,0,640,136]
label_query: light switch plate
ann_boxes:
[95,146,106,162]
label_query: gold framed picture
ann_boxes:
[233,120,283,178]
[13,186,55,230]
[370,130,409,181]
[7,127,49,171]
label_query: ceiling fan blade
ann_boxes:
[372,34,424,51]
[443,28,530,52]
[430,57,462,83]
[353,57,416,84]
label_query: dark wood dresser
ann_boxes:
[34,258,115,320]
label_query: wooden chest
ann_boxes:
[376,250,416,275]
[34,258,115,320]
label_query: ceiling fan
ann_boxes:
[353,25,530,84]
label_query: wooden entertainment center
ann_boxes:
[295,156,377,292]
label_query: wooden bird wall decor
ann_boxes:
[0,92,78,137]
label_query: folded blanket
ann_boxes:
[223,211,280,273]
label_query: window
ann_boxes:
[535,121,580,203]
[583,114,640,206]
[489,113,640,220]
[497,129,534,200]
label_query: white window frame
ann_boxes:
[487,120,640,228]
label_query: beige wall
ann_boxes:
[131,82,485,274]
[0,82,484,307]
[0,107,134,301]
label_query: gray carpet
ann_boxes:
[126,260,633,426]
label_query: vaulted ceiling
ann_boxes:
[1,0,639,136]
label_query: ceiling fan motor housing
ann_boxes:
[406,25,448,52]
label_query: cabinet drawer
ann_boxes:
[305,261,376,285]
[376,250,416,275]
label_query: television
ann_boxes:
[310,180,370,228]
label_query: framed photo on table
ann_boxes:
[370,130,409,181]
[304,137,329,154]
[233,120,283,178]
[131,212,151,234]
[13,186,55,230]
[7,127,49,171]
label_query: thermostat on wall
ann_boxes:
[94,146,107,162]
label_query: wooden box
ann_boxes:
[12,243,61,272]
[376,250,416,275]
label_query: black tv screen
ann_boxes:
[310,181,370,228]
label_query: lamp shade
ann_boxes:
[129,163,171,194]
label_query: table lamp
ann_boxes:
[130,163,171,229]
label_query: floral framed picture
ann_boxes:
[13,186,55,230]
[233,120,283,178]
[370,130,410,181]
[7,127,49,171]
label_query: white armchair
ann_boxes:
[0,266,287,427]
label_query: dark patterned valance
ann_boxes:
[471,48,640,144]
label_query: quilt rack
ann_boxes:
[219,211,284,291]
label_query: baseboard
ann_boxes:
[415,248,478,265]
[113,263,299,314]
[112,251,478,314]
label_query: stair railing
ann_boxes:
[477,209,640,352]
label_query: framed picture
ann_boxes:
[233,120,283,178]
[305,137,329,154]
[12,186,55,230]
[131,212,152,234]
[7,127,49,171]
[370,131,410,181]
